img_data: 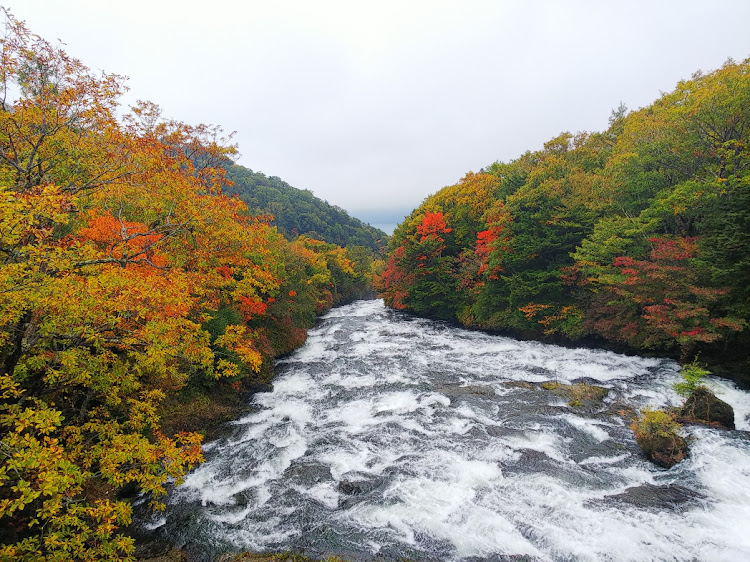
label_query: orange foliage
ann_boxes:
[79,212,168,268]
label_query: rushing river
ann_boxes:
[142,300,750,561]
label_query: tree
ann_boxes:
[376,212,456,319]
[0,12,273,559]
[587,237,743,359]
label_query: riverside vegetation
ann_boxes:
[376,60,749,470]
[0,12,380,560]
[377,58,750,377]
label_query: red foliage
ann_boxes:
[475,228,497,277]
[599,236,742,356]
[378,251,410,309]
[648,237,698,261]
[416,212,451,241]
[238,296,268,320]
[474,209,511,280]
[216,265,233,279]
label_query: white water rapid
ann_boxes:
[144,300,750,561]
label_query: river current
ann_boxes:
[143,300,750,561]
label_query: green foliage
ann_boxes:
[380,58,750,367]
[630,408,682,440]
[224,164,388,252]
[674,360,710,398]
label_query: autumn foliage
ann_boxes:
[0,12,373,560]
[380,58,749,366]
[376,211,455,318]
[589,237,743,359]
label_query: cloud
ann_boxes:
[12,0,750,215]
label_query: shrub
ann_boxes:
[673,359,710,398]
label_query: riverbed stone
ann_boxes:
[634,431,688,468]
[597,483,704,512]
[435,384,496,397]
[680,387,735,429]
[539,380,609,409]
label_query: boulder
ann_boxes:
[680,387,735,429]
[631,409,688,468]
[603,483,703,511]
[634,431,688,469]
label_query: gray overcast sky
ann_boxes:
[9,1,750,222]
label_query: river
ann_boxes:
[140,300,750,561]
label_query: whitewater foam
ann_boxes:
[150,300,750,561]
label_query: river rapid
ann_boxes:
[141,300,750,561]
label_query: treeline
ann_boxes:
[0,13,372,560]
[224,164,388,252]
[378,59,749,371]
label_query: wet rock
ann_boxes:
[179,540,218,562]
[435,384,496,397]
[539,381,609,409]
[603,483,704,511]
[503,381,536,390]
[462,554,541,562]
[337,473,385,509]
[214,554,315,562]
[486,425,508,437]
[135,547,188,561]
[631,410,688,472]
[338,479,378,496]
[515,448,557,471]
[245,382,274,395]
[283,462,333,487]
[133,538,179,560]
[233,491,250,507]
[680,387,735,429]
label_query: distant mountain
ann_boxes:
[224,164,388,251]
[347,207,414,235]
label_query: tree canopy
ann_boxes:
[0,12,374,559]
[378,59,750,369]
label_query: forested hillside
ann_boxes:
[378,59,749,375]
[225,164,387,251]
[0,14,374,559]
